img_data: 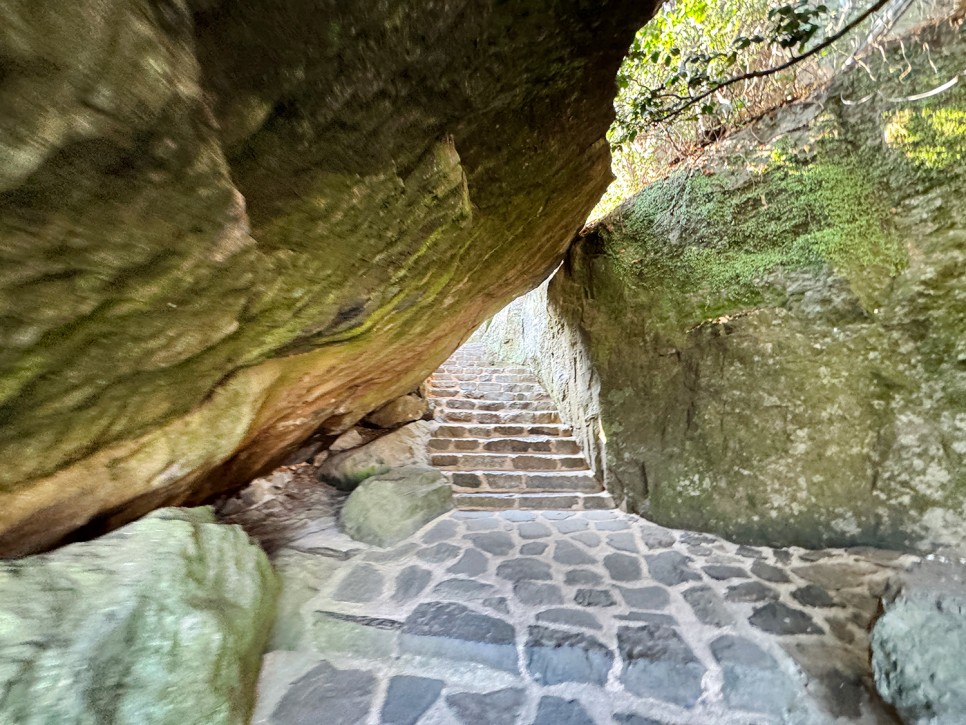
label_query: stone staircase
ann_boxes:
[427,343,614,511]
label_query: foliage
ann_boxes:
[884,105,966,169]
[591,0,896,219]
[612,0,838,145]
[602,142,906,325]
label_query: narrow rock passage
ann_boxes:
[236,466,916,724]
[427,344,613,511]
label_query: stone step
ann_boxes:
[432,452,588,472]
[435,365,507,371]
[431,380,544,392]
[431,373,539,384]
[428,436,581,455]
[439,410,561,425]
[444,470,601,493]
[448,382,544,394]
[428,389,550,402]
[436,366,531,376]
[435,423,574,438]
[437,398,550,412]
[453,491,616,511]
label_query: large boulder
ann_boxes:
[339,466,453,547]
[365,393,429,429]
[485,23,966,550]
[871,560,966,723]
[0,1,656,556]
[318,420,434,489]
[0,507,278,724]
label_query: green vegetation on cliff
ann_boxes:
[601,141,906,330]
[567,21,966,550]
[884,104,966,171]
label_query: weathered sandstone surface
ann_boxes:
[0,1,654,555]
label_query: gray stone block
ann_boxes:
[520,522,552,539]
[618,624,705,707]
[617,585,670,610]
[272,661,376,725]
[466,531,515,555]
[423,519,459,544]
[332,564,384,603]
[614,714,664,725]
[515,582,564,606]
[446,688,526,725]
[536,608,603,631]
[645,551,700,586]
[433,578,495,600]
[526,625,613,685]
[400,602,518,673]
[751,559,791,583]
[792,584,836,608]
[749,602,823,635]
[703,564,749,580]
[448,549,489,576]
[521,542,549,555]
[393,565,432,602]
[566,569,603,586]
[339,465,452,547]
[497,557,553,582]
[533,696,595,725]
[711,635,800,717]
[640,528,677,548]
[417,542,461,563]
[554,540,597,566]
[574,588,617,607]
[381,676,444,725]
[725,581,779,603]
[606,532,638,552]
[683,585,735,626]
[604,552,643,581]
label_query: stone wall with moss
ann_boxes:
[540,22,966,550]
[0,1,656,555]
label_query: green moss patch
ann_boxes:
[600,135,907,330]
[884,104,966,171]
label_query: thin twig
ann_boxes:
[648,0,893,125]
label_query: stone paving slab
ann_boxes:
[239,480,918,725]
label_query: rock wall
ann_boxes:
[494,22,966,551]
[0,1,656,555]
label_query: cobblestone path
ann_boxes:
[240,471,916,725]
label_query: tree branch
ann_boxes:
[648,0,893,126]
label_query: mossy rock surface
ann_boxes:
[339,466,453,547]
[0,507,278,724]
[547,23,966,550]
[0,0,657,554]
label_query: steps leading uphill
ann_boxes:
[427,343,614,511]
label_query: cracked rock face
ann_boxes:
[0,0,655,555]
